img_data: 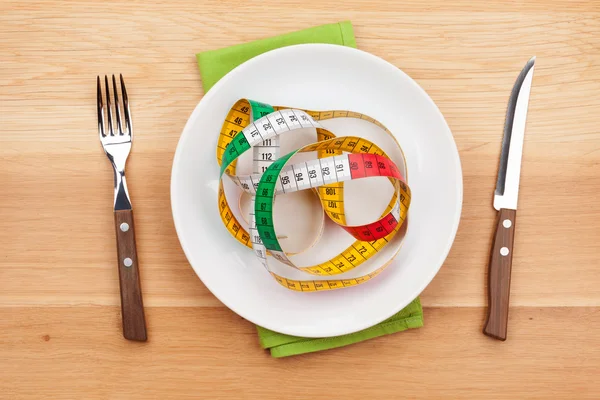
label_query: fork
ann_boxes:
[97,75,147,342]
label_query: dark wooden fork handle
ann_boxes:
[114,209,147,341]
[483,208,517,341]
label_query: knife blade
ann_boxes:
[483,57,536,341]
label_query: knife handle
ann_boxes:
[114,209,147,342]
[483,208,517,341]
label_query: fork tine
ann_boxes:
[104,75,114,136]
[97,76,105,137]
[120,74,132,136]
[112,74,123,135]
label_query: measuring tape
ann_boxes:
[216,99,411,291]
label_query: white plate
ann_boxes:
[171,44,462,337]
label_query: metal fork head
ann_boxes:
[97,74,133,143]
[97,74,133,210]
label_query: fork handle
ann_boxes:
[114,209,147,342]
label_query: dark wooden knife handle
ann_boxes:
[483,208,517,341]
[114,209,147,342]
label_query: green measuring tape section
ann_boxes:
[254,151,297,252]
[219,100,274,176]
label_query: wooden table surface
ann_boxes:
[2,0,599,398]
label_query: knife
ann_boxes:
[483,57,536,341]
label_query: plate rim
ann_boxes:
[171,43,463,337]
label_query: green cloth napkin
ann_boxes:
[257,298,423,358]
[197,21,356,92]
[196,21,424,357]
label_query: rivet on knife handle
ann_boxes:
[483,208,516,340]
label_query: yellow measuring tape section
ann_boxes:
[216,99,411,291]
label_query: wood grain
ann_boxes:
[484,208,517,341]
[1,306,599,399]
[1,0,599,398]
